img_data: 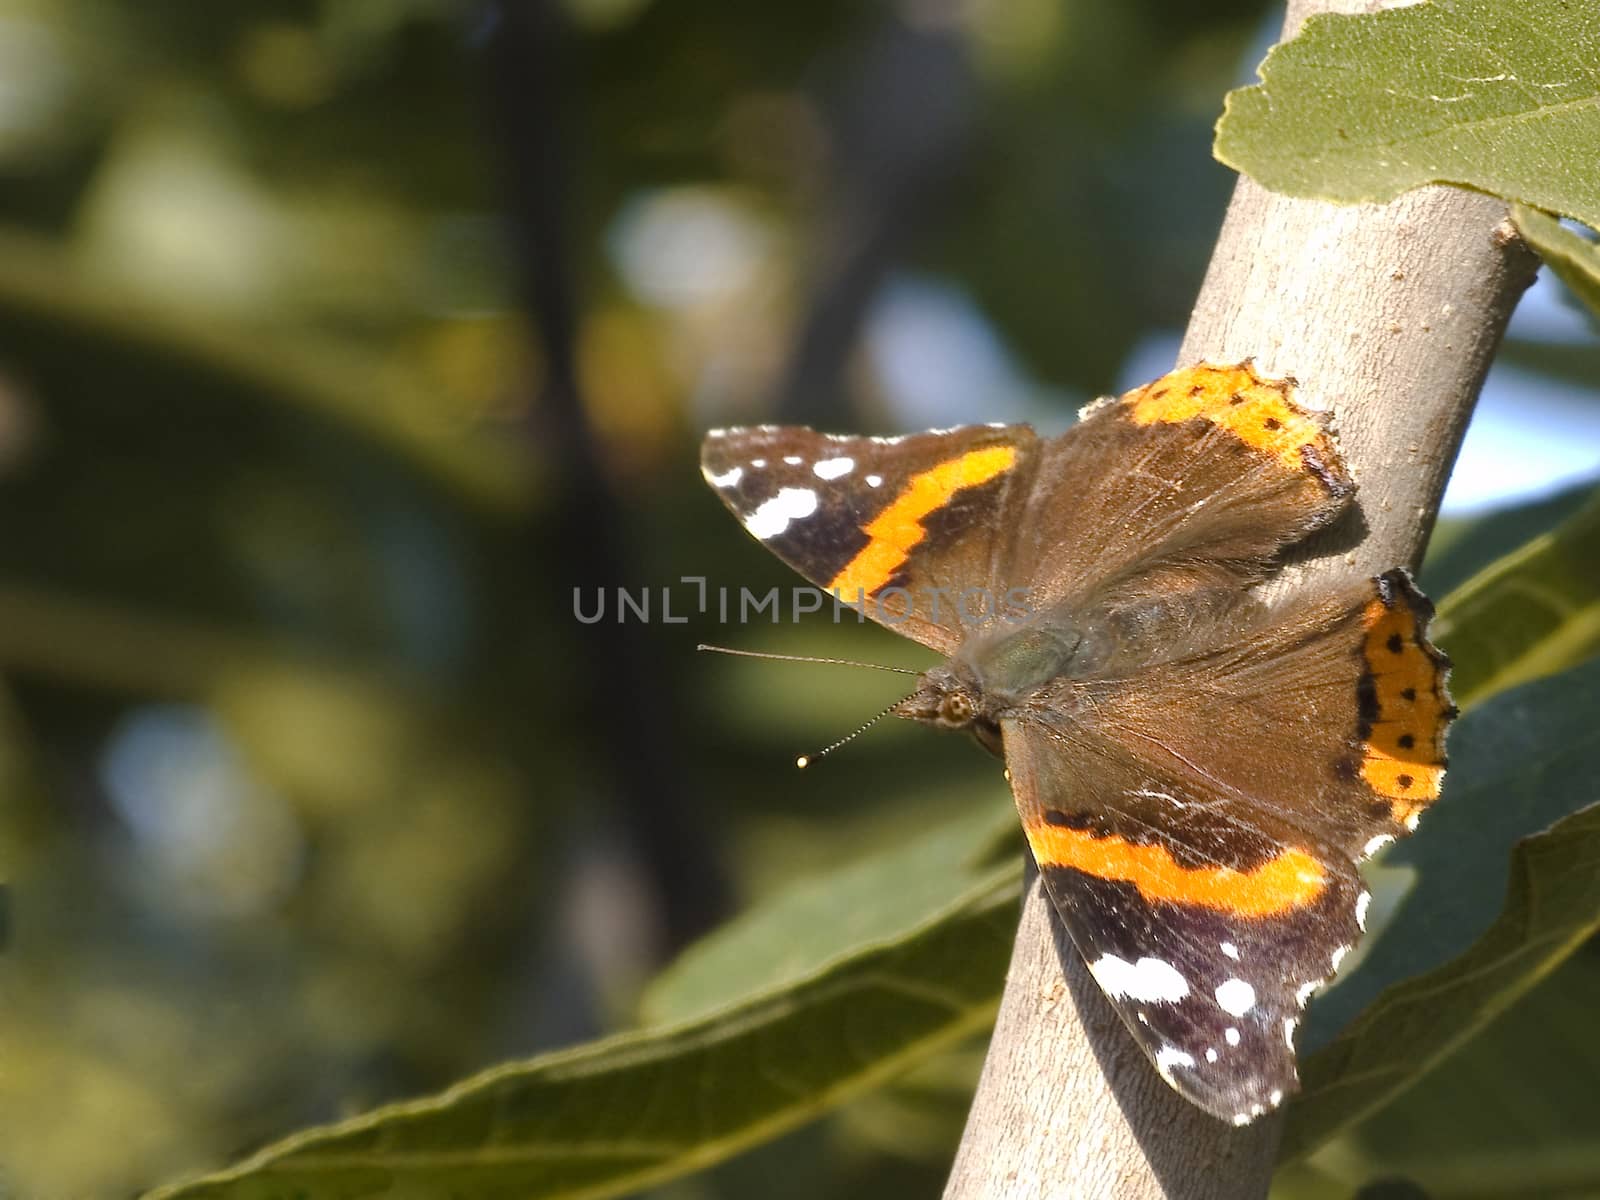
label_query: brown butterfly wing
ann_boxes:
[701,364,1349,651]
[702,424,1040,653]
[1002,570,1451,1123]
[1004,362,1355,614]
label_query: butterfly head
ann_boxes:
[896,664,1005,755]
[898,619,1104,757]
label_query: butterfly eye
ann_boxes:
[943,693,975,723]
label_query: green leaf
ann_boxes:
[1291,497,1600,1150]
[1512,204,1600,319]
[1284,657,1600,1160]
[643,801,1018,1025]
[1215,0,1600,229]
[1421,480,1596,600]
[1431,487,1600,709]
[1308,952,1600,1194]
[144,822,1020,1200]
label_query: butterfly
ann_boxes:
[699,362,1453,1125]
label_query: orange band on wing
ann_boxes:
[1124,362,1342,478]
[1025,819,1327,917]
[1359,587,1449,822]
[827,445,1017,596]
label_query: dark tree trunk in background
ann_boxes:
[774,13,974,429]
[481,0,733,958]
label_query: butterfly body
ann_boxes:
[701,363,1453,1125]
[902,616,1092,732]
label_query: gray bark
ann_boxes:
[942,0,1539,1194]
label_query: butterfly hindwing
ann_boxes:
[1018,788,1363,1124]
[1000,569,1451,1122]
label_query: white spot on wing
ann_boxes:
[1356,890,1372,931]
[782,455,803,466]
[745,487,818,540]
[1331,944,1351,972]
[1404,811,1421,831]
[1224,1027,1241,1047]
[1269,1089,1284,1106]
[751,458,766,468]
[1215,978,1257,1017]
[1283,1017,1298,1048]
[1296,981,1318,1006]
[1362,833,1396,859]
[1205,1047,1219,1063]
[706,465,743,488]
[1220,941,1239,960]
[865,474,883,488]
[1090,954,1190,1003]
[812,456,855,480]
[1154,1045,1195,1081]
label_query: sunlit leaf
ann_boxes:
[144,821,1019,1200]
[643,801,1017,1025]
[1215,0,1600,228]
[1512,204,1600,320]
[1431,487,1600,709]
[1299,954,1600,1195]
[1422,480,1596,600]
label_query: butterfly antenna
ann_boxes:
[796,696,910,770]
[696,644,918,676]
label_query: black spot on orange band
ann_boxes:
[1122,362,1352,496]
[1357,570,1452,824]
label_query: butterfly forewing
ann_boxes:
[1012,363,1355,614]
[702,424,1039,652]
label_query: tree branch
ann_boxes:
[942,1,1539,1194]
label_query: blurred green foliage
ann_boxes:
[1,1,1598,1198]
[0,1,1275,1194]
